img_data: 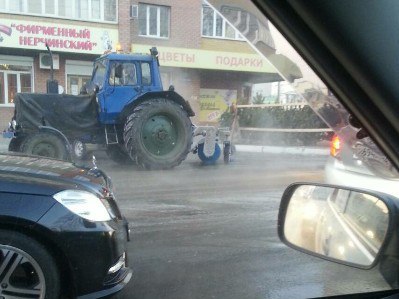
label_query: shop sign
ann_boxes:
[133,44,276,73]
[0,18,118,54]
[199,89,237,123]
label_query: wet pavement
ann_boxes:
[90,152,390,299]
[0,138,390,298]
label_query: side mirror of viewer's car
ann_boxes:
[278,183,396,269]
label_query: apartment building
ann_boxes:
[125,0,279,124]
[0,0,278,128]
[0,0,119,128]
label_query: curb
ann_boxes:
[0,140,8,152]
[235,144,329,156]
[0,139,329,156]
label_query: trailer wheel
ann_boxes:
[72,140,87,160]
[223,142,231,164]
[21,132,68,160]
[106,144,133,165]
[8,136,25,152]
[123,98,192,170]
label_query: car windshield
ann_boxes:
[0,0,397,299]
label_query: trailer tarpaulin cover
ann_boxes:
[14,93,100,136]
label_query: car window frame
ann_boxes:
[249,0,399,172]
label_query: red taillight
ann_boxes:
[330,134,341,157]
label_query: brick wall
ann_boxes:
[33,55,66,93]
[118,0,133,51]
[131,0,202,49]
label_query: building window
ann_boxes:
[0,0,116,23]
[104,0,117,22]
[65,60,93,95]
[139,4,170,38]
[58,0,74,18]
[0,65,32,105]
[91,0,101,19]
[67,75,91,95]
[9,0,24,12]
[76,0,89,19]
[202,5,244,41]
[27,0,41,14]
[44,0,55,14]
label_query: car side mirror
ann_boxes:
[278,183,393,269]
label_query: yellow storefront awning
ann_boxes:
[132,44,277,73]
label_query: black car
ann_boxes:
[0,152,131,298]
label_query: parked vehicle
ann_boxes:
[0,152,131,298]
[325,134,399,198]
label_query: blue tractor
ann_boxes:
[4,47,231,169]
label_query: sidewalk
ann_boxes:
[235,144,329,156]
[0,137,328,156]
[0,138,9,152]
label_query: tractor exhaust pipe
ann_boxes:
[45,43,59,94]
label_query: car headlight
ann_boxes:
[53,190,111,222]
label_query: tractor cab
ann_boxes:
[85,50,164,125]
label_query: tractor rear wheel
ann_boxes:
[20,132,68,160]
[123,98,192,170]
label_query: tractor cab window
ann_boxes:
[109,62,137,86]
[91,61,107,89]
[141,62,152,85]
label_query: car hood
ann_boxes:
[0,153,107,196]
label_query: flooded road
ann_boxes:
[93,152,389,299]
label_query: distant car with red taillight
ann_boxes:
[325,134,399,198]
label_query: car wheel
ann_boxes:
[223,142,231,164]
[72,140,87,160]
[0,230,60,299]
